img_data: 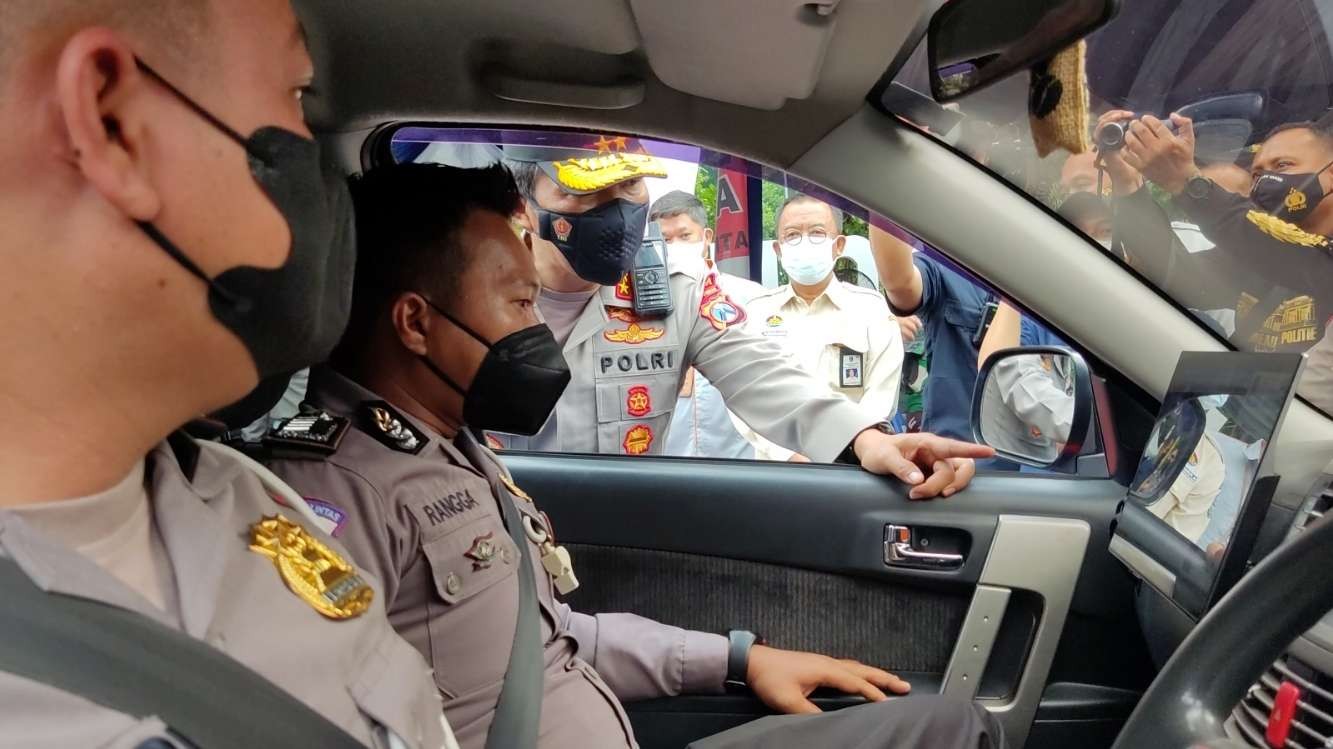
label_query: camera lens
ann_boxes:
[1096,122,1127,151]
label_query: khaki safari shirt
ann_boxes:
[269,367,729,749]
[732,280,903,460]
[0,437,451,749]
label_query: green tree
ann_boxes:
[694,167,717,219]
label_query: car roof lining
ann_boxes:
[296,0,932,170]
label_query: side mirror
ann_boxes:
[928,0,1119,102]
[971,347,1094,469]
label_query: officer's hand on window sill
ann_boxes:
[786,453,812,463]
[745,644,910,715]
[852,430,994,500]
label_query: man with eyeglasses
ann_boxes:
[731,195,903,462]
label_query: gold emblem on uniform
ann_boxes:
[1246,210,1330,248]
[1285,187,1308,214]
[249,514,373,620]
[604,322,665,344]
[500,473,534,502]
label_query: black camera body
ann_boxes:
[1096,116,1179,151]
[1096,121,1130,151]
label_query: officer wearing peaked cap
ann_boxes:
[495,138,991,497]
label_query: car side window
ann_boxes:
[387,126,1077,470]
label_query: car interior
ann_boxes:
[287,1,1333,747]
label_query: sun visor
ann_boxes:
[630,0,841,110]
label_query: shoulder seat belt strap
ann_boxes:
[0,556,368,749]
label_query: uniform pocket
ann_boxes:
[419,517,521,698]
[595,374,678,423]
[941,299,983,335]
[422,517,518,605]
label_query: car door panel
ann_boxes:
[505,452,1153,748]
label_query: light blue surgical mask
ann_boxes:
[780,236,836,285]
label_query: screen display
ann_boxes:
[1116,351,1304,617]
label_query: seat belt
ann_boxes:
[485,481,544,749]
[0,556,368,749]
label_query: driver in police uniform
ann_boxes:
[492,140,990,493]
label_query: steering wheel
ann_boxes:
[1111,512,1333,748]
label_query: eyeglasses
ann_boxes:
[781,228,831,245]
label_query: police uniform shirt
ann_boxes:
[665,270,767,459]
[0,438,450,749]
[732,279,903,461]
[494,261,882,461]
[1147,432,1225,544]
[268,367,730,749]
[887,254,994,442]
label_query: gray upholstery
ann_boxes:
[564,544,969,673]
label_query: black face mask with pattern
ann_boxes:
[134,60,355,379]
[417,298,571,435]
[1250,160,1333,223]
[533,198,649,285]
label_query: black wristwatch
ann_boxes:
[1184,173,1214,200]
[725,630,761,686]
[835,420,896,465]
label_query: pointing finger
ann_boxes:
[919,436,994,460]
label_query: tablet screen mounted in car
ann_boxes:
[1110,351,1304,620]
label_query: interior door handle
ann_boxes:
[884,524,965,569]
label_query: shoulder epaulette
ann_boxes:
[262,410,350,460]
[357,400,427,455]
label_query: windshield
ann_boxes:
[889,0,1333,416]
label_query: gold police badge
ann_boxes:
[249,514,373,620]
[1285,187,1308,214]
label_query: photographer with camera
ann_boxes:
[1096,109,1333,354]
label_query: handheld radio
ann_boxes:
[630,221,673,318]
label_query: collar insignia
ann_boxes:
[359,401,427,454]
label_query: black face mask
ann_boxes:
[534,198,649,285]
[417,298,571,435]
[1250,160,1333,223]
[134,60,355,379]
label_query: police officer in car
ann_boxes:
[268,162,1005,749]
[495,140,989,493]
[0,1,454,746]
